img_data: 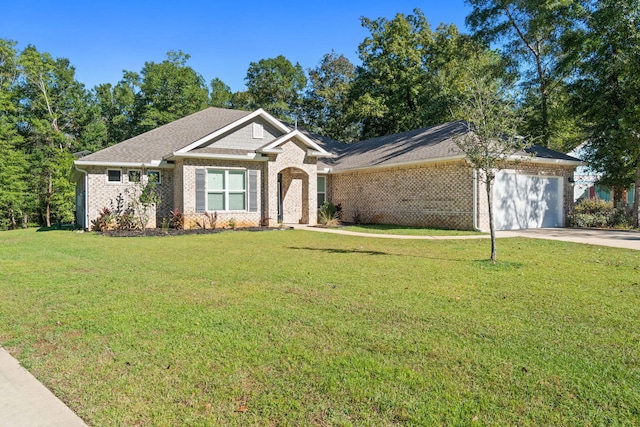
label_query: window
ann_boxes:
[107,169,121,183]
[128,169,141,183]
[147,170,161,184]
[207,169,246,211]
[253,123,264,139]
[317,176,326,208]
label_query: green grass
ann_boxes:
[1,228,639,426]
[339,223,485,236]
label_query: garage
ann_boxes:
[493,171,563,230]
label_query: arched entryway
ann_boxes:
[277,167,310,224]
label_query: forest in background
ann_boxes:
[1,0,638,229]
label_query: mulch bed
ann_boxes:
[100,226,287,237]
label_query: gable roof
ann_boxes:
[76,107,252,165]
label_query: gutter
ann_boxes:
[473,169,481,231]
[72,165,89,230]
[73,160,175,168]
[168,152,268,161]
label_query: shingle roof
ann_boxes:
[78,107,251,163]
[312,121,580,172]
[325,121,469,171]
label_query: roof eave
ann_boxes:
[73,160,175,168]
[510,154,584,166]
[168,152,269,161]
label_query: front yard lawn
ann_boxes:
[0,228,639,426]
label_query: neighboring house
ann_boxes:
[71,107,581,232]
[568,143,635,207]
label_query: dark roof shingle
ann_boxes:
[79,107,251,163]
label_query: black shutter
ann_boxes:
[195,169,206,213]
[248,170,258,212]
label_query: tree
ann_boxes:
[303,51,358,142]
[568,0,640,226]
[350,9,508,139]
[466,0,582,149]
[97,51,209,142]
[94,71,141,144]
[209,77,233,108]
[0,39,30,229]
[245,55,306,121]
[453,69,526,262]
[137,51,209,133]
[17,45,103,226]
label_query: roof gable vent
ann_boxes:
[253,123,264,139]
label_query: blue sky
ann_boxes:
[4,0,471,93]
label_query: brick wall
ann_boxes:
[330,161,476,229]
[86,166,173,229]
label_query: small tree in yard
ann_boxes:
[126,174,161,231]
[454,74,528,262]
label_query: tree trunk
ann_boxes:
[486,178,497,262]
[10,209,16,230]
[45,172,52,227]
[633,161,640,228]
[613,186,625,209]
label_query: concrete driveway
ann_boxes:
[498,228,640,250]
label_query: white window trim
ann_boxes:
[206,168,247,212]
[127,169,142,183]
[147,170,162,185]
[317,176,326,208]
[106,169,122,184]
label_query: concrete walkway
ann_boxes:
[0,348,87,427]
[498,227,640,251]
[290,224,640,250]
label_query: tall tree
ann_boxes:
[94,71,140,145]
[569,0,640,226]
[97,51,209,142]
[17,45,102,226]
[466,0,581,148]
[137,51,209,133]
[209,77,233,108]
[245,55,306,122]
[350,9,507,139]
[0,39,30,229]
[303,51,358,142]
[453,67,525,262]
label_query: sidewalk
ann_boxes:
[289,224,640,250]
[0,348,87,427]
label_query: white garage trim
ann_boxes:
[493,170,564,231]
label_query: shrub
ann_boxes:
[319,201,342,227]
[91,207,114,232]
[115,208,137,230]
[170,209,184,230]
[570,198,631,228]
[205,211,217,229]
[228,218,236,229]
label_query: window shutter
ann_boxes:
[248,170,258,212]
[195,169,206,213]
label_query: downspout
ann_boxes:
[473,168,482,231]
[74,166,89,230]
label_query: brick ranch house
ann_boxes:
[71,107,581,231]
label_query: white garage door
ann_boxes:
[493,171,563,230]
